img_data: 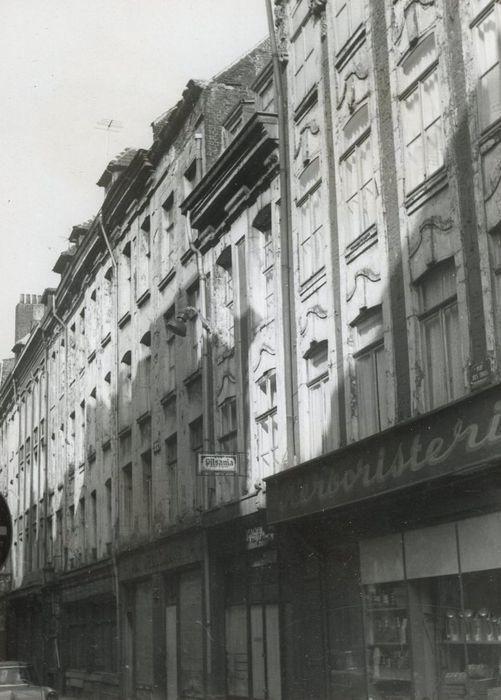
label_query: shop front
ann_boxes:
[266,383,501,700]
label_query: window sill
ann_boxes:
[102,437,111,451]
[136,410,151,425]
[158,268,176,291]
[345,224,378,264]
[160,389,177,407]
[184,367,202,387]
[299,266,326,298]
[101,332,111,348]
[404,166,448,213]
[118,425,131,439]
[335,23,366,71]
[180,248,194,266]
[479,116,501,155]
[118,311,131,329]
[87,349,96,364]
[216,346,235,365]
[293,84,319,123]
[136,289,151,308]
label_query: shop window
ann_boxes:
[341,104,376,244]
[219,396,238,453]
[255,371,278,474]
[353,308,388,438]
[216,247,235,349]
[400,34,443,193]
[417,258,463,409]
[178,569,204,698]
[292,14,317,106]
[334,0,364,52]
[473,3,501,131]
[161,192,176,277]
[134,580,154,688]
[105,478,112,550]
[305,340,331,458]
[353,514,501,700]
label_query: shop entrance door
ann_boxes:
[165,604,178,700]
[250,603,281,700]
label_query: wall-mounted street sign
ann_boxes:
[198,453,237,476]
[0,495,12,569]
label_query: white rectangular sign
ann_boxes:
[198,453,237,475]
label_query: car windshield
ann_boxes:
[0,665,34,685]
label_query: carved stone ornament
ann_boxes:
[274,0,289,63]
[346,268,381,302]
[336,58,369,112]
[309,0,327,16]
[485,155,501,202]
[409,215,453,258]
[393,0,436,46]
[299,304,328,336]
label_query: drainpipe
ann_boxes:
[48,295,67,693]
[265,0,298,466]
[98,214,122,690]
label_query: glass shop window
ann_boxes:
[356,512,501,700]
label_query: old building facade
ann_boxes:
[0,1,501,699]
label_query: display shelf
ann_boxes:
[443,640,501,645]
[370,669,412,682]
[367,607,408,613]
[367,642,409,647]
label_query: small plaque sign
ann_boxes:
[198,453,237,475]
[470,358,491,388]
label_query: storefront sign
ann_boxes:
[198,453,237,475]
[267,385,501,523]
[246,526,274,549]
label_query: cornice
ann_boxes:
[181,112,278,234]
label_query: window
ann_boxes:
[298,185,323,281]
[292,16,317,105]
[190,417,203,470]
[90,490,97,559]
[119,351,132,429]
[137,215,151,298]
[400,36,443,192]
[473,4,501,131]
[118,241,132,319]
[334,0,364,51]
[187,284,201,372]
[353,309,388,438]
[255,371,278,473]
[341,105,376,243]
[163,307,176,394]
[418,259,462,409]
[105,479,112,549]
[122,464,133,531]
[305,341,331,457]
[184,159,198,198]
[217,248,234,349]
[141,450,152,531]
[219,397,238,453]
[254,206,275,324]
[139,331,152,416]
[162,193,175,276]
[166,433,177,471]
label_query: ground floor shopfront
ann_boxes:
[267,382,501,700]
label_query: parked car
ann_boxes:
[0,661,57,699]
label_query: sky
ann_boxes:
[0,0,268,359]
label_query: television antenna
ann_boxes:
[95,119,123,160]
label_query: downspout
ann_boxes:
[186,204,214,693]
[49,295,67,692]
[265,0,298,466]
[98,214,122,689]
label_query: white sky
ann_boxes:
[0,0,268,359]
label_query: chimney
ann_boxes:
[14,294,44,342]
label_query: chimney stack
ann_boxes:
[14,294,44,342]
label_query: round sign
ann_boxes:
[0,495,12,569]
